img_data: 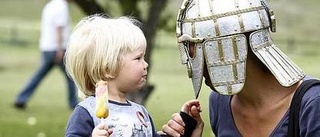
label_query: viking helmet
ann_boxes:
[176,0,305,98]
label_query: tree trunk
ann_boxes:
[73,0,105,15]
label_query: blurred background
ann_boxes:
[0,0,319,137]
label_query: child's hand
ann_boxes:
[92,123,113,137]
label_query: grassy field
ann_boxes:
[1,0,320,137]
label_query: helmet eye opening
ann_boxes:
[183,41,196,58]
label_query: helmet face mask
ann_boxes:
[176,0,305,98]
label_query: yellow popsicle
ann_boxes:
[95,81,109,118]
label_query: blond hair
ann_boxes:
[65,15,146,98]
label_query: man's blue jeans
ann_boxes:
[15,51,78,109]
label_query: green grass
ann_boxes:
[1,0,320,137]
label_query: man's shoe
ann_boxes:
[13,102,26,110]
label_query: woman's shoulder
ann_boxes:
[301,77,320,107]
[294,76,320,136]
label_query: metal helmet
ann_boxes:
[176,0,305,98]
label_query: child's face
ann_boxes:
[114,48,148,92]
